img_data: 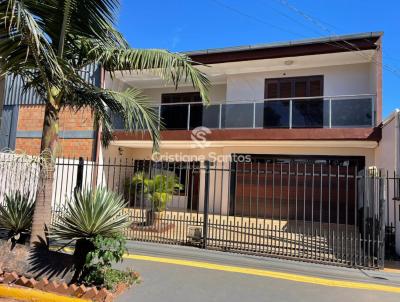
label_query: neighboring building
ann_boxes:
[103,32,388,217]
[0,65,100,160]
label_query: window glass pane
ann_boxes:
[161,104,188,129]
[294,80,307,97]
[331,98,372,127]
[189,104,203,129]
[292,99,324,128]
[255,103,264,127]
[310,79,323,96]
[263,100,290,128]
[266,82,278,98]
[279,81,292,98]
[202,104,221,128]
[222,103,254,128]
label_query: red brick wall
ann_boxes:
[16,105,96,159]
[17,105,94,131]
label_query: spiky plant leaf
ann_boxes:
[51,189,130,240]
[0,192,35,239]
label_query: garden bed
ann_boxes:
[0,270,136,301]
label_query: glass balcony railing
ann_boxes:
[113,94,376,131]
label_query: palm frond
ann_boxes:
[77,39,210,103]
[58,65,160,148]
[57,0,77,57]
[0,0,62,83]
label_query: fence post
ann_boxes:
[75,157,84,193]
[202,160,210,249]
[378,173,386,268]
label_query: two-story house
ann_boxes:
[102,32,385,221]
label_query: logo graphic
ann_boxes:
[151,151,162,162]
[191,126,211,149]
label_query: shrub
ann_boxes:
[128,172,183,212]
[0,192,34,243]
[83,235,139,290]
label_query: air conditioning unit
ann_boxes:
[187,225,202,242]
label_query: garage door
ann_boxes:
[230,155,365,225]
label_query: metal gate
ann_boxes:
[48,157,387,269]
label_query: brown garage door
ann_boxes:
[230,156,364,225]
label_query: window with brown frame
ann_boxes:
[264,76,324,128]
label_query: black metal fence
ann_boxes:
[46,157,392,269]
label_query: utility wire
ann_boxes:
[273,0,400,78]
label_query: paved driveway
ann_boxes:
[116,242,400,302]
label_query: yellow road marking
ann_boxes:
[57,247,400,294]
[124,254,400,294]
[0,284,90,302]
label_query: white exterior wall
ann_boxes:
[226,63,374,101]
[141,84,226,103]
[375,110,400,227]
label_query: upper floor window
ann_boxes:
[161,92,202,130]
[264,76,324,128]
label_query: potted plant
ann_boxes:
[130,172,183,226]
[0,192,34,245]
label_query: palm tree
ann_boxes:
[0,0,210,245]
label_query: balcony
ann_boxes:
[113,94,376,131]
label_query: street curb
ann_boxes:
[0,284,91,302]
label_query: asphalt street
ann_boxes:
[116,242,400,302]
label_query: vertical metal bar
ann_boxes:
[345,165,349,264]
[289,99,293,129]
[379,173,386,268]
[329,98,332,128]
[157,105,161,130]
[203,161,210,249]
[187,104,191,130]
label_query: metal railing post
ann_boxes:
[289,99,293,129]
[329,98,332,128]
[203,160,210,249]
[157,105,161,130]
[187,104,191,130]
[378,173,386,268]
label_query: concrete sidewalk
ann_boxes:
[115,241,400,302]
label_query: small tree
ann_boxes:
[0,0,209,245]
[130,172,183,225]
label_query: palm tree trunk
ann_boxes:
[30,92,60,246]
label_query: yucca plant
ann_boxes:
[0,192,35,244]
[51,189,130,241]
[51,189,130,281]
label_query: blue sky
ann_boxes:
[118,0,399,118]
